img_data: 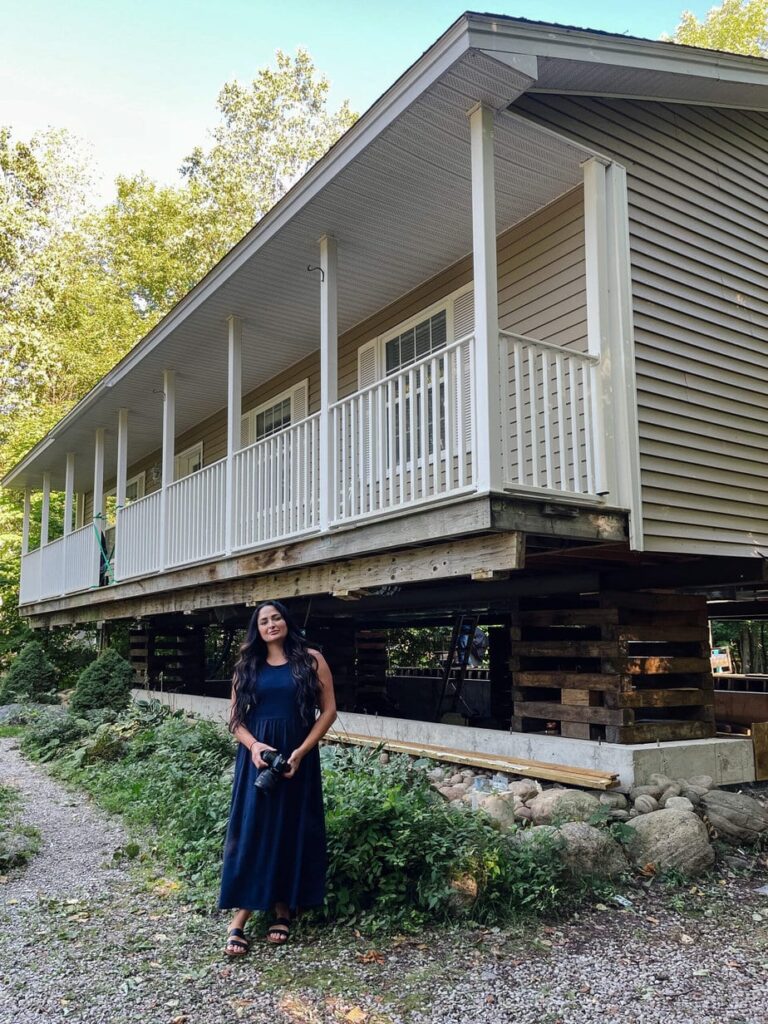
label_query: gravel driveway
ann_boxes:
[1,736,768,1024]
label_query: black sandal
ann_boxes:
[266,916,291,945]
[224,926,250,957]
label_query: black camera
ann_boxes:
[254,748,289,793]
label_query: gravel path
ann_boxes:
[1,737,768,1024]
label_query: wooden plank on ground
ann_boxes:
[325,729,619,790]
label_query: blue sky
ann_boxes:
[3,0,711,202]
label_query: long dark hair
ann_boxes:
[229,600,320,731]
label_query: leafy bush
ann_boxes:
[0,641,59,705]
[319,746,569,930]
[19,708,97,761]
[70,648,134,714]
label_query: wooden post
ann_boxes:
[319,235,338,532]
[22,488,31,555]
[161,370,175,569]
[225,316,243,555]
[63,453,75,536]
[468,103,503,494]
[41,471,51,546]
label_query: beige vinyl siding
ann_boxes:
[337,185,586,397]
[514,95,768,557]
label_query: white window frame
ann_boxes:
[104,472,146,527]
[174,442,203,481]
[241,379,309,448]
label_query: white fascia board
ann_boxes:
[2,17,476,490]
[467,16,768,86]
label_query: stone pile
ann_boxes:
[427,765,768,879]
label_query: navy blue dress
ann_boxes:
[218,661,327,912]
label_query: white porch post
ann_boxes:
[114,408,128,578]
[319,234,338,532]
[63,453,75,536]
[22,488,31,555]
[225,316,243,555]
[583,158,614,502]
[468,103,504,494]
[160,370,176,569]
[92,428,105,586]
[41,472,51,547]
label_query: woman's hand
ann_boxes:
[250,742,276,769]
[284,749,305,779]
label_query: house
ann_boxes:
[5,13,767,783]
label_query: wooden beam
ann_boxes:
[753,722,768,782]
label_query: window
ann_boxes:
[174,443,203,480]
[240,380,309,449]
[104,472,145,526]
[384,309,447,375]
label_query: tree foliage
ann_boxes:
[667,0,768,55]
[0,50,356,662]
[70,648,136,714]
[0,640,59,704]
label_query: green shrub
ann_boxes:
[70,649,134,714]
[0,783,41,870]
[20,709,97,762]
[0,641,59,705]
[318,746,569,930]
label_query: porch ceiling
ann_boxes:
[9,49,589,492]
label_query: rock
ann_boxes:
[379,752,390,765]
[630,784,664,801]
[626,809,715,876]
[600,792,628,810]
[649,773,676,789]
[426,767,446,782]
[438,785,468,802]
[610,809,631,822]
[700,790,768,844]
[449,874,478,908]
[509,824,558,846]
[680,787,703,807]
[665,796,695,813]
[478,794,518,830]
[514,805,533,822]
[508,779,539,802]
[658,784,682,807]
[634,795,659,814]
[557,822,628,879]
[687,775,714,791]
[528,788,600,825]
[448,773,464,785]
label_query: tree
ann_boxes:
[0,640,59,704]
[70,648,134,714]
[667,0,768,55]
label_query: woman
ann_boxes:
[219,600,336,953]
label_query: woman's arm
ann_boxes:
[229,681,275,769]
[285,650,337,778]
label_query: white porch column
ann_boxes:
[22,488,31,555]
[468,103,504,494]
[160,370,176,569]
[225,316,243,555]
[583,158,643,549]
[319,234,338,532]
[93,428,105,522]
[114,408,129,578]
[63,453,75,536]
[41,472,51,547]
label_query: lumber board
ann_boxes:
[515,672,622,690]
[519,608,619,626]
[752,722,768,782]
[325,729,619,790]
[605,688,714,710]
[621,657,712,675]
[513,700,627,726]
[599,592,707,612]
[606,720,714,744]
[604,626,709,643]
[511,641,620,658]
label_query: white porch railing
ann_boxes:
[19,547,42,605]
[500,331,602,498]
[330,336,475,523]
[64,524,100,593]
[166,457,227,568]
[20,526,101,605]
[38,536,66,600]
[233,413,321,550]
[115,490,162,581]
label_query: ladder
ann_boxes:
[433,613,480,722]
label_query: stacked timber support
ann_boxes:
[306,621,358,711]
[129,625,206,691]
[355,628,389,713]
[510,592,716,743]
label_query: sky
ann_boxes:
[2,0,712,204]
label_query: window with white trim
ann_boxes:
[174,442,203,480]
[240,379,309,448]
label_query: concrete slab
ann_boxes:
[132,689,755,790]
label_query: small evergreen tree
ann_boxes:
[0,641,59,704]
[70,649,134,714]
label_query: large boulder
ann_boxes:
[478,793,517,830]
[528,788,600,825]
[626,809,714,876]
[557,822,628,879]
[700,790,768,845]
[508,779,539,803]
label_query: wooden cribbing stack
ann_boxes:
[510,592,716,744]
[326,729,619,790]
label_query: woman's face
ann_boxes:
[257,605,288,645]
